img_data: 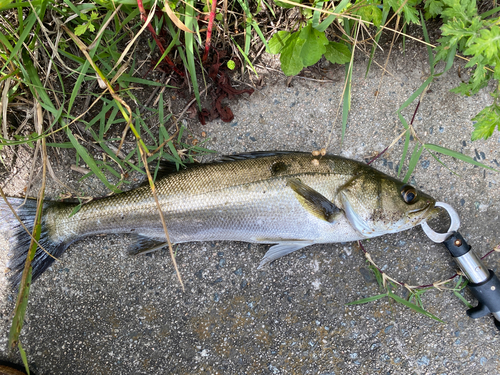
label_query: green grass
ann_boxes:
[1,0,499,366]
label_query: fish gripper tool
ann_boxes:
[422,202,500,331]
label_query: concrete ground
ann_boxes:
[1,35,500,374]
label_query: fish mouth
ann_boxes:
[407,201,437,220]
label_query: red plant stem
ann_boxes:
[357,241,460,289]
[137,0,184,76]
[202,0,217,63]
[368,101,422,166]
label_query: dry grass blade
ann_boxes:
[1,78,11,140]
[140,149,185,291]
[8,99,48,350]
[111,2,157,73]
[165,0,194,34]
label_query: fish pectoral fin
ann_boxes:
[287,178,341,223]
[257,241,314,269]
[128,235,168,256]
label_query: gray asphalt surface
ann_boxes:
[1,39,500,374]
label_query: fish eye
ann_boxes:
[401,185,418,204]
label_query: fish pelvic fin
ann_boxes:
[128,235,167,256]
[287,178,341,223]
[257,241,314,269]
[1,197,72,287]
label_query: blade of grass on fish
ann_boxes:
[424,143,499,172]
[346,293,388,305]
[184,0,200,109]
[403,143,423,183]
[388,290,444,322]
[139,148,184,291]
[8,136,47,351]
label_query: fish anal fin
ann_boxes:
[128,235,168,256]
[257,241,314,269]
[287,178,341,223]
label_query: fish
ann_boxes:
[1,151,437,286]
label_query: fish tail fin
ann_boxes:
[1,197,70,287]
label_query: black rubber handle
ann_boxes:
[466,269,500,330]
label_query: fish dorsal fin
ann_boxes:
[257,241,314,269]
[287,178,341,223]
[217,151,306,162]
[128,235,167,256]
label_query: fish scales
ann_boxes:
[1,152,437,285]
[49,153,361,245]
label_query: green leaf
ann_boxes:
[403,144,424,183]
[352,4,383,27]
[324,41,351,64]
[345,293,388,305]
[299,23,328,67]
[280,32,305,76]
[18,341,30,375]
[424,143,499,172]
[267,30,291,54]
[74,23,88,36]
[66,129,121,193]
[464,26,500,61]
[388,291,444,322]
[471,105,500,141]
[424,0,444,18]
[314,0,350,32]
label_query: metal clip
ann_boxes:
[421,202,461,243]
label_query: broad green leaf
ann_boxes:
[324,41,351,64]
[74,23,88,36]
[471,105,500,141]
[267,30,291,54]
[352,4,383,27]
[424,0,444,18]
[299,23,328,66]
[280,32,305,76]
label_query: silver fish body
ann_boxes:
[2,152,436,284]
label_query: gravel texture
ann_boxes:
[1,40,499,374]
